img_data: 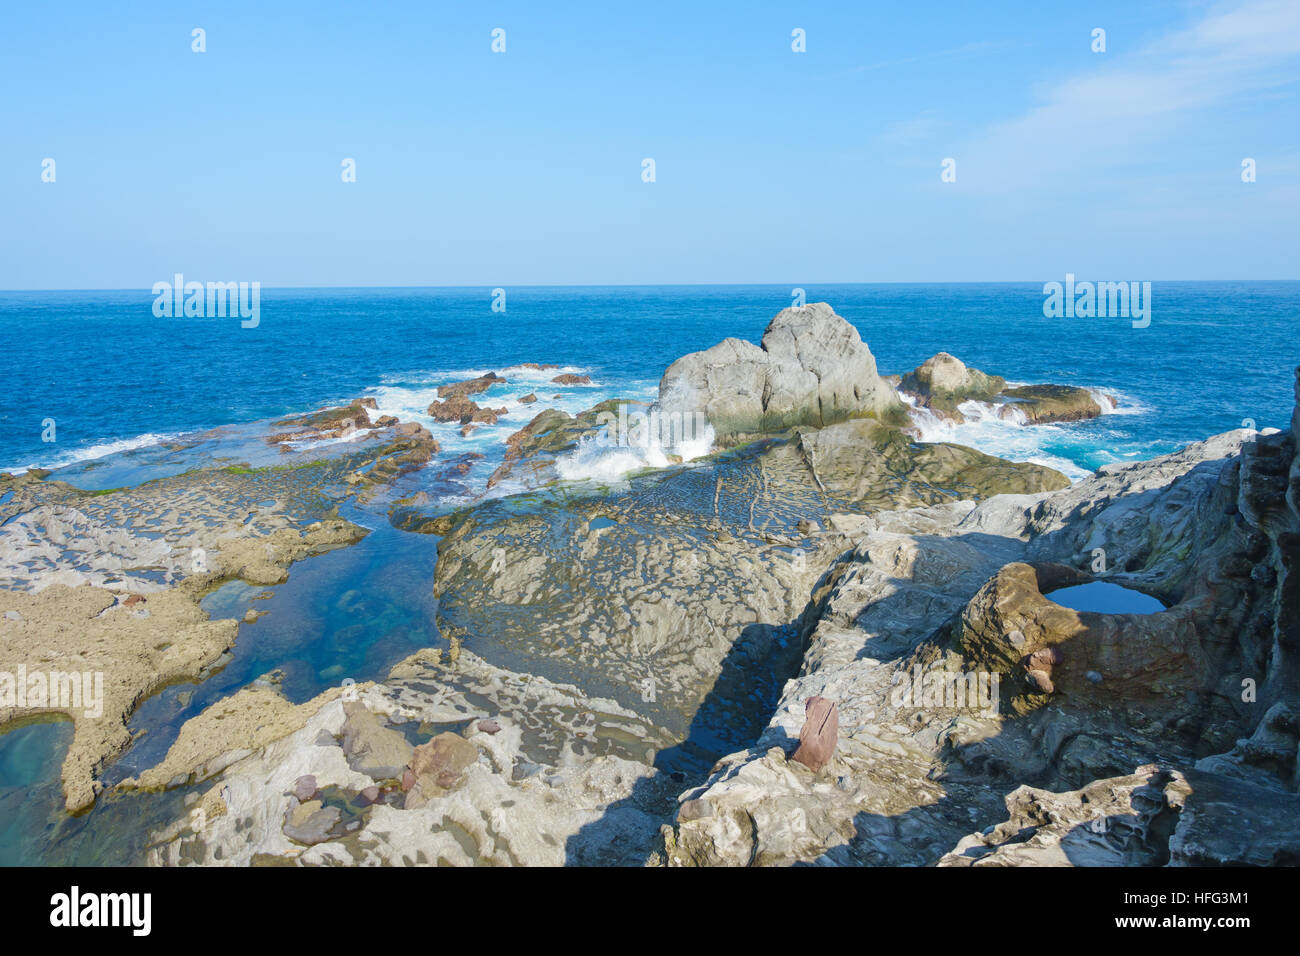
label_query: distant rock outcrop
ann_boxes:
[438,373,506,399]
[899,352,1005,422]
[898,353,1106,426]
[655,302,904,445]
[999,384,1102,424]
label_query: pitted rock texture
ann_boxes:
[654,303,904,446]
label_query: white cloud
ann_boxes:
[956,0,1300,191]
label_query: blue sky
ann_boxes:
[3,0,1298,288]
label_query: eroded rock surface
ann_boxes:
[664,400,1298,865]
[655,303,904,446]
[899,353,1005,422]
[144,650,680,866]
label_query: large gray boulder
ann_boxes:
[654,303,903,446]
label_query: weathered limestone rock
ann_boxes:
[899,352,1005,422]
[1000,384,1101,424]
[666,410,1291,866]
[941,765,1300,867]
[655,303,904,446]
[144,650,680,866]
[432,416,1066,749]
[483,399,634,490]
[0,583,237,812]
[265,399,378,445]
[121,683,358,792]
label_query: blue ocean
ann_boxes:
[2,282,1297,485]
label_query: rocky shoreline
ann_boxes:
[2,302,1296,866]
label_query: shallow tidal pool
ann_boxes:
[1045,581,1167,615]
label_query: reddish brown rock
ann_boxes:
[438,373,505,399]
[1026,668,1056,694]
[265,399,378,445]
[1029,646,1063,669]
[427,394,508,425]
[791,696,838,771]
[403,733,480,808]
[551,373,591,385]
[122,594,146,608]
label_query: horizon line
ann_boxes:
[3,277,1300,294]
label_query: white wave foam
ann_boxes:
[2,432,180,475]
[554,417,716,483]
[1086,387,1146,416]
[900,392,1091,482]
[378,364,593,387]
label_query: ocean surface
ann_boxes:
[1,281,1297,864]
[2,282,1298,486]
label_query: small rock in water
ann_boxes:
[292,774,318,801]
[791,696,838,771]
[477,718,501,735]
[1086,670,1103,684]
